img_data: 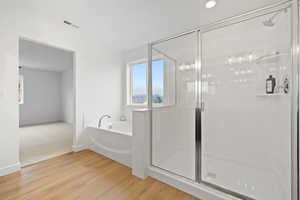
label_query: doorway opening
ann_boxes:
[18,38,76,167]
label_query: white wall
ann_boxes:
[19,68,63,126]
[62,68,74,124]
[20,67,75,126]
[0,0,122,175]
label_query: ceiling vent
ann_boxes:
[64,20,80,29]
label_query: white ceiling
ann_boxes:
[15,0,280,53]
[19,39,73,72]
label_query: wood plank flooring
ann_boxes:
[0,150,199,200]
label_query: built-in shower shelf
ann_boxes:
[256,93,287,97]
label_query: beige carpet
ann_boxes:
[20,122,73,166]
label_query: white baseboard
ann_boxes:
[72,144,87,152]
[0,163,21,176]
[21,150,72,167]
[148,166,240,200]
[88,144,131,168]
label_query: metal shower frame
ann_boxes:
[147,0,299,199]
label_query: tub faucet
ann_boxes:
[98,115,112,128]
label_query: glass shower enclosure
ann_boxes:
[148,1,298,200]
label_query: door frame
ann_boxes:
[18,37,77,166]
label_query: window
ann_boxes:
[152,60,164,104]
[128,59,165,105]
[18,75,24,104]
[131,62,147,104]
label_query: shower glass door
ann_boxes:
[150,32,197,180]
[200,6,292,200]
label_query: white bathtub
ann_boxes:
[85,121,132,167]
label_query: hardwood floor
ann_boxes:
[0,150,198,200]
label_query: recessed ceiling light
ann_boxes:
[205,0,217,9]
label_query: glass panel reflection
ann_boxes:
[201,8,292,200]
[151,33,197,180]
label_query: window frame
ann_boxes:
[126,58,166,107]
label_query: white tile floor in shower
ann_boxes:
[20,122,73,166]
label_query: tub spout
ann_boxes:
[98,115,112,128]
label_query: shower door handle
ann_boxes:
[200,102,205,112]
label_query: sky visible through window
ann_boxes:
[131,60,164,104]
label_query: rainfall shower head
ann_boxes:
[262,8,287,27]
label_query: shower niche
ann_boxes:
[149,2,297,200]
[254,51,290,96]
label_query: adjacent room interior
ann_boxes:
[18,38,74,166]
